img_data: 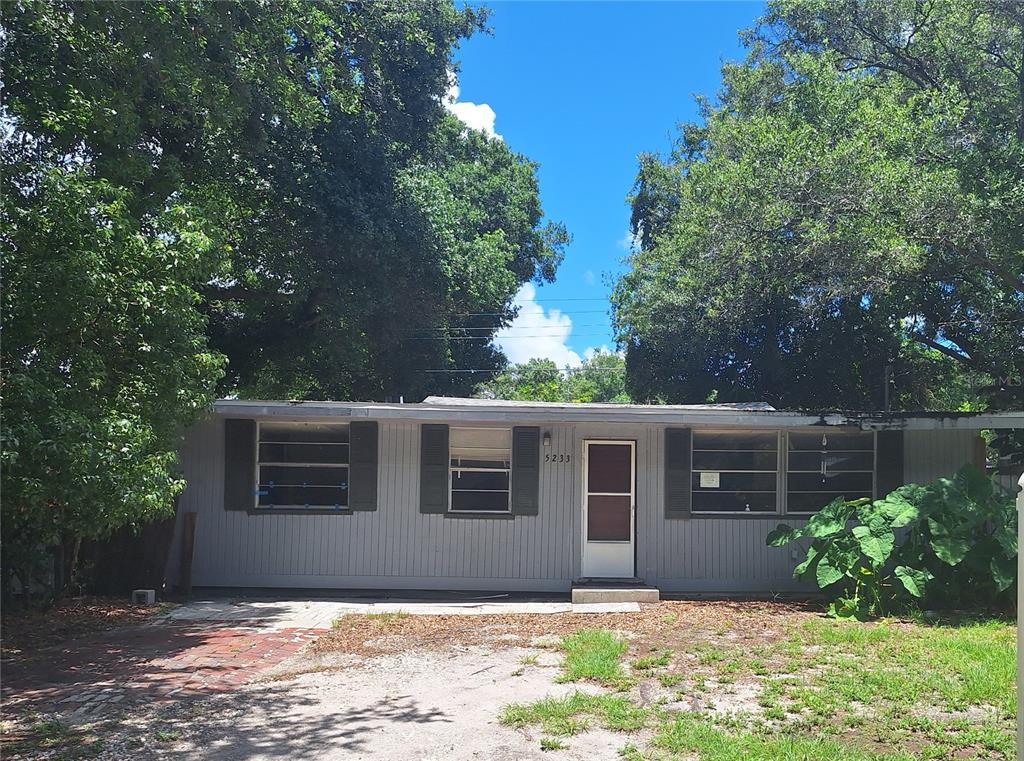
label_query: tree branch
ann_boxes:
[909,331,974,367]
[962,247,1024,295]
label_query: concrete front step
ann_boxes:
[571,585,660,604]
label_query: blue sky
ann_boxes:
[446,1,764,366]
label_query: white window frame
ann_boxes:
[783,430,877,516]
[448,426,512,515]
[690,429,782,516]
[689,429,878,516]
[255,420,350,510]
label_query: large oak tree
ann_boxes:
[1,1,564,589]
[615,0,1023,412]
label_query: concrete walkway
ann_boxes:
[159,597,641,630]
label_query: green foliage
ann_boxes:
[476,351,630,403]
[767,466,1016,618]
[2,0,564,589]
[614,0,1022,412]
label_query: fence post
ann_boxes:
[1017,471,1023,761]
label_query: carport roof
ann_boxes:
[213,397,1024,430]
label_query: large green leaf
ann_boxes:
[990,555,1015,593]
[803,497,857,539]
[766,524,799,547]
[954,465,993,505]
[929,535,970,566]
[816,557,845,588]
[852,522,895,568]
[893,565,931,598]
[793,541,823,578]
[873,490,921,529]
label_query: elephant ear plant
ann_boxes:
[766,466,1016,620]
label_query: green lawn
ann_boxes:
[501,617,1016,760]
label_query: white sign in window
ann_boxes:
[700,471,721,489]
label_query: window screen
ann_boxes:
[257,422,349,509]
[450,427,511,513]
[787,431,875,513]
[692,431,779,513]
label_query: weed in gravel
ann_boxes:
[540,736,567,751]
[501,692,648,736]
[633,649,672,671]
[658,672,685,687]
[153,729,181,743]
[519,654,540,666]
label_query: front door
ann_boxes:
[581,440,635,578]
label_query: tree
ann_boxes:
[476,352,631,403]
[1,0,564,591]
[614,0,1022,411]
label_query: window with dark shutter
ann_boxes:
[875,430,904,499]
[420,424,449,514]
[224,419,256,511]
[786,431,875,514]
[664,428,692,518]
[256,422,350,510]
[449,427,512,513]
[349,421,378,511]
[511,426,540,516]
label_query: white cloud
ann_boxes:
[495,283,582,368]
[444,80,501,140]
[583,269,597,286]
[617,230,639,251]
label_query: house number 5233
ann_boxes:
[545,453,571,463]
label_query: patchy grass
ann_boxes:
[558,629,631,688]
[0,718,106,758]
[650,713,914,760]
[632,649,672,671]
[658,672,685,688]
[152,729,182,743]
[519,654,540,666]
[648,615,1017,759]
[540,736,567,751]
[500,691,647,736]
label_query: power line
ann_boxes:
[453,309,613,317]
[417,366,626,373]
[404,333,617,340]
[401,323,615,333]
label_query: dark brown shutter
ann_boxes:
[511,426,540,516]
[348,421,378,511]
[665,427,692,519]
[224,419,256,511]
[420,424,449,514]
[876,430,904,498]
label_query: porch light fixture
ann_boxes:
[543,431,551,447]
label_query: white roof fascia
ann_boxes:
[212,400,1024,430]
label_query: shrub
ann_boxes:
[767,466,1016,619]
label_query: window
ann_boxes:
[256,422,349,509]
[786,431,875,514]
[692,431,779,513]
[449,427,511,513]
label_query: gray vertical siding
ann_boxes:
[168,416,980,594]
[171,418,578,592]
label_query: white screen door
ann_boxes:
[581,440,635,578]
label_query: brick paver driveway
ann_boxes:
[2,622,318,719]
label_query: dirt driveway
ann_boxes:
[2,599,795,760]
[4,599,1014,760]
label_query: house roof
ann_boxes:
[213,397,1024,430]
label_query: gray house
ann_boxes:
[166,397,1024,597]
